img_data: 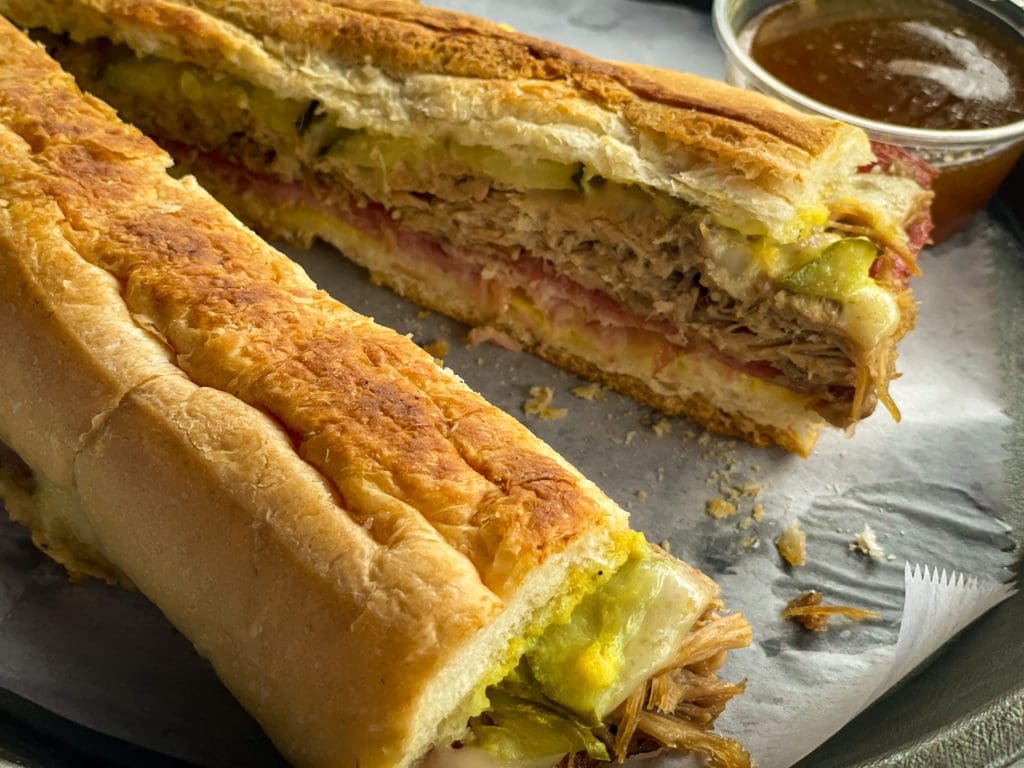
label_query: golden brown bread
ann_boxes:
[2,0,930,458]
[0,24,613,595]
[0,0,873,237]
[0,19,658,767]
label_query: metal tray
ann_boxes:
[0,1,1021,765]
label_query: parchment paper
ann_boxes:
[0,1,1018,766]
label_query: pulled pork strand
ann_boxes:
[606,609,753,768]
[636,712,751,768]
[613,684,647,762]
[668,610,754,670]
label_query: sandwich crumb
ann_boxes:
[570,382,606,401]
[624,430,638,446]
[421,339,449,360]
[740,535,760,550]
[659,539,672,554]
[466,326,522,351]
[752,503,764,521]
[635,489,646,501]
[706,497,737,519]
[850,524,885,560]
[776,520,807,567]
[523,386,567,421]
[416,309,432,320]
[782,591,879,632]
[651,418,672,437]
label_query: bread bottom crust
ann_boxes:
[387,274,819,456]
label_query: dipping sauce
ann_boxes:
[748,0,1024,131]
[742,0,1024,241]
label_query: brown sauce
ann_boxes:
[747,0,1024,131]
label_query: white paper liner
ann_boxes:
[0,2,1019,767]
[705,565,1017,768]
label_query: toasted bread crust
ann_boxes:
[0,19,639,767]
[0,19,614,595]
[0,0,872,227]
[200,0,838,149]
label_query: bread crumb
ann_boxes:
[421,339,449,360]
[706,498,737,519]
[659,539,672,554]
[738,516,755,530]
[741,535,760,550]
[782,591,879,632]
[776,520,807,567]
[738,482,763,500]
[635,489,646,501]
[624,430,638,446]
[652,418,672,437]
[850,524,885,560]
[697,431,711,446]
[416,309,432,320]
[570,382,606,401]
[466,326,522,351]
[752,503,764,521]
[523,386,567,421]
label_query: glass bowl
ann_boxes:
[712,0,1024,242]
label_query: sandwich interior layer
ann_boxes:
[172,149,826,455]
[41,39,928,440]
[425,536,750,767]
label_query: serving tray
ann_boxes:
[0,1,1020,766]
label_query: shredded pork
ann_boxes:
[610,608,753,767]
[550,606,752,768]
[783,591,879,632]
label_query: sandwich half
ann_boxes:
[0,19,751,768]
[0,0,933,456]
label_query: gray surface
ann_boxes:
[0,0,1021,765]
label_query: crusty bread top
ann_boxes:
[208,0,837,150]
[0,17,627,597]
[0,17,645,765]
[0,0,875,239]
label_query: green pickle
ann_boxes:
[778,237,880,301]
[469,668,609,765]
